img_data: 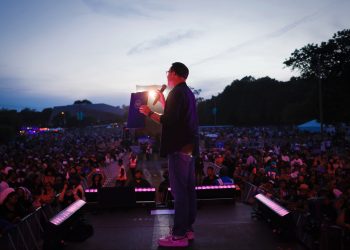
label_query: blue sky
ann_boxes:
[0,0,349,110]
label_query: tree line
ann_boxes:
[197,29,350,126]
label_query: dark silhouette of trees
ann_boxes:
[284,29,350,123]
[283,29,350,79]
[189,87,204,104]
[74,99,92,104]
[197,76,317,126]
[197,29,350,125]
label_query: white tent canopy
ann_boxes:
[298,120,321,132]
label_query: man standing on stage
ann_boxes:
[139,62,198,247]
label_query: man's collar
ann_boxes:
[173,81,186,89]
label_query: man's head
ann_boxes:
[167,62,189,88]
[207,166,215,177]
[135,170,143,180]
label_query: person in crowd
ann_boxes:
[15,186,34,215]
[90,172,104,189]
[128,170,151,188]
[195,155,204,185]
[158,170,170,205]
[53,174,65,193]
[128,153,138,178]
[276,179,290,202]
[39,182,56,206]
[58,175,85,208]
[202,166,218,186]
[6,170,18,189]
[146,143,153,161]
[0,173,9,193]
[87,166,106,189]
[0,188,22,224]
[116,159,127,187]
[264,161,278,180]
[42,167,56,187]
[216,167,234,185]
[258,179,275,198]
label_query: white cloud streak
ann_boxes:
[128,30,199,55]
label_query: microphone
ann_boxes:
[153,84,167,105]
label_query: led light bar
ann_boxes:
[50,200,86,226]
[86,186,234,193]
[135,188,156,192]
[255,193,289,217]
[85,189,98,193]
[167,184,235,191]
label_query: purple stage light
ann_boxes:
[255,193,289,217]
[50,199,86,226]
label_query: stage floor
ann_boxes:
[65,202,306,250]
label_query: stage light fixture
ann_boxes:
[255,193,289,217]
[50,200,86,226]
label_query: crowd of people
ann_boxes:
[1,123,350,236]
[195,125,350,231]
[0,126,126,234]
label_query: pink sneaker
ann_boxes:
[186,231,195,240]
[158,235,189,247]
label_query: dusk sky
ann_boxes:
[0,0,349,111]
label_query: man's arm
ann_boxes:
[139,105,162,123]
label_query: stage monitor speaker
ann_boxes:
[98,186,136,207]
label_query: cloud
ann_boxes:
[0,77,31,92]
[191,76,233,98]
[0,76,130,110]
[81,0,170,18]
[128,30,199,55]
[266,11,320,38]
[191,10,322,67]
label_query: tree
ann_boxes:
[284,29,350,79]
[189,87,204,103]
[284,29,350,123]
[41,108,53,126]
[74,99,92,104]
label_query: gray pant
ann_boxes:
[168,152,197,236]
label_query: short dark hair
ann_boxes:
[170,62,189,79]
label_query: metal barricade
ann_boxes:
[320,225,350,250]
[241,181,258,204]
[1,202,63,250]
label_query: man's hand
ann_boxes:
[139,105,151,116]
[139,105,161,123]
